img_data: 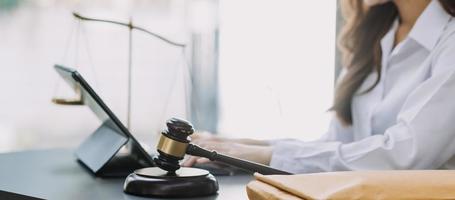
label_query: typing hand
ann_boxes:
[182,139,273,167]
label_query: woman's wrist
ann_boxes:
[242,144,273,165]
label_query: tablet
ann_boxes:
[54,64,155,176]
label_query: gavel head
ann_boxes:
[154,118,194,173]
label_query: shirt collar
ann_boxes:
[408,0,452,51]
[380,19,398,58]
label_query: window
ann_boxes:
[218,1,337,140]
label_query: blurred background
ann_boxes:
[0,0,337,153]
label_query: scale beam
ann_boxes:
[72,12,186,47]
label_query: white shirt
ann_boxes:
[270,0,455,174]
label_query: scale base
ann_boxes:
[123,167,219,198]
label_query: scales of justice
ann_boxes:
[52,12,290,198]
[52,12,186,129]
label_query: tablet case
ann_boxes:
[75,120,151,177]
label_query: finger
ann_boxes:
[182,156,199,167]
[197,140,225,149]
[194,141,212,149]
[191,131,211,140]
[195,158,210,164]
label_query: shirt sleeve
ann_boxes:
[267,116,354,146]
[270,37,455,174]
[317,116,354,143]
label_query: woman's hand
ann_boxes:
[182,139,273,167]
[190,131,271,146]
[190,131,226,143]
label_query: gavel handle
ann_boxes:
[186,144,292,175]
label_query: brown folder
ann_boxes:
[246,170,455,200]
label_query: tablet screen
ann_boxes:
[54,65,124,136]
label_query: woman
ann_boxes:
[184,0,455,173]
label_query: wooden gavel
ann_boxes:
[153,118,292,175]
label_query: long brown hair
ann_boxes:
[333,0,455,125]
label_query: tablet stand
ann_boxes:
[75,120,153,177]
